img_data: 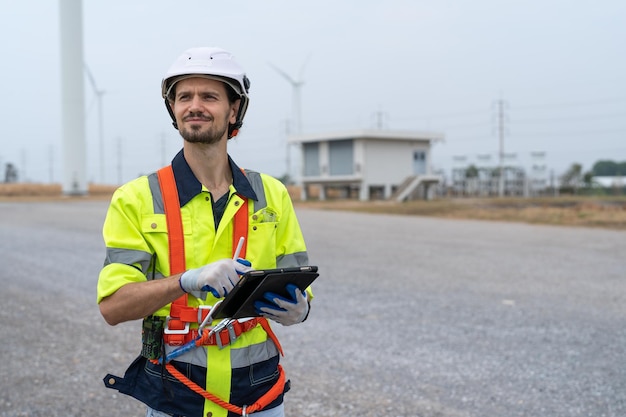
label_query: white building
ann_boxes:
[288,129,443,201]
[593,176,625,189]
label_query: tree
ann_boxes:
[560,163,583,190]
[465,164,479,178]
[592,160,626,176]
[4,163,17,183]
[592,160,618,176]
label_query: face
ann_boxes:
[170,77,240,145]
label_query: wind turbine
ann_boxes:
[269,60,308,135]
[84,63,106,183]
[269,56,309,184]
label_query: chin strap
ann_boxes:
[164,99,179,130]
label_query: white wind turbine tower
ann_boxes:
[269,57,309,184]
[85,64,106,183]
[59,0,87,195]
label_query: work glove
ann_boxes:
[179,258,252,299]
[254,283,309,326]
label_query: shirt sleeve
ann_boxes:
[97,180,154,304]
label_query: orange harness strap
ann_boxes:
[232,192,249,259]
[157,166,189,346]
[157,166,186,275]
[156,165,285,415]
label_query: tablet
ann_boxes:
[211,266,318,319]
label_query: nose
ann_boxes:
[189,94,203,112]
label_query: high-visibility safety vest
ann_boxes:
[98,150,311,417]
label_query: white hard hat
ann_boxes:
[162,47,251,138]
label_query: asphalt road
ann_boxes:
[1,200,625,417]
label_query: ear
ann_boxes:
[230,99,241,124]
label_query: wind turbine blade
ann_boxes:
[298,53,312,80]
[268,62,297,85]
[84,63,98,93]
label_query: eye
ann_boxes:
[202,93,218,101]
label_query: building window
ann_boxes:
[303,142,320,176]
[329,139,354,176]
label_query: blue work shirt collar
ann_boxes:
[170,149,258,207]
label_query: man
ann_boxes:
[97,47,313,417]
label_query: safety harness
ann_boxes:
[153,165,285,416]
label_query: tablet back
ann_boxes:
[212,266,318,319]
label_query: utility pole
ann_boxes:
[372,109,388,130]
[495,99,508,197]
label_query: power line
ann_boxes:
[406,108,491,120]
[513,96,626,110]
[510,127,626,137]
[438,121,492,130]
[512,112,625,124]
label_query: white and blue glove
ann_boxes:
[254,283,309,326]
[179,258,252,299]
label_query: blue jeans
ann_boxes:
[146,403,285,417]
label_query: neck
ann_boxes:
[183,141,232,198]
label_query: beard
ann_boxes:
[179,113,230,145]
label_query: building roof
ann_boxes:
[288,129,445,144]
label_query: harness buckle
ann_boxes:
[163,316,190,335]
[197,305,211,323]
[216,331,224,349]
[199,299,224,330]
[211,318,233,350]
[227,322,238,343]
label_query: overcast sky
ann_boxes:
[2,0,625,184]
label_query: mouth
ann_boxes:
[183,114,212,123]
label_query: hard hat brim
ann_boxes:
[162,74,243,100]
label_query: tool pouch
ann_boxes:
[141,316,164,360]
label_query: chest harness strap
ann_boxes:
[154,165,285,416]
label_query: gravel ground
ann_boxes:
[1,200,625,417]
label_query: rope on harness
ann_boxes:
[153,360,286,416]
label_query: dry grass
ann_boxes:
[1,183,625,230]
[0,183,116,201]
[0,183,63,197]
[296,196,626,230]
